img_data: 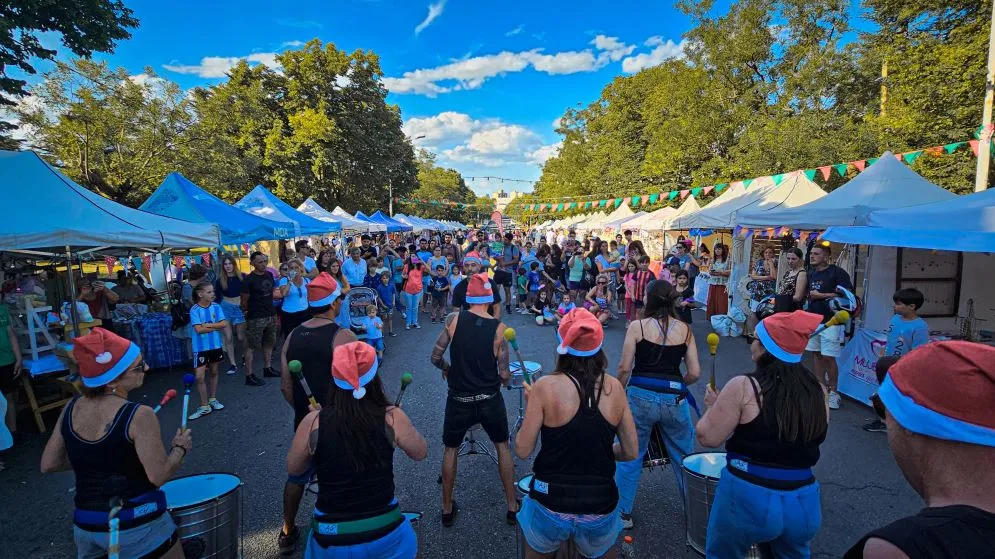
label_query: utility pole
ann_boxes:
[388,179,393,217]
[880,61,888,117]
[975,0,995,192]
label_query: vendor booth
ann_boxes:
[334,206,386,233]
[236,185,341,237]
[297,198,368,234]
[369,211,413,233]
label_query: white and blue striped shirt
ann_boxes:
[190,303,225,354]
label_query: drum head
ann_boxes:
[516,474,534,494]
[509,361,542,376]
[682,452,727,479]
[162,473,241,508]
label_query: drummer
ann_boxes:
[615,279,701,529]
[515,308,638,558]
[40,327,192,559]
[696,310,828,557]
[287,341,427,558]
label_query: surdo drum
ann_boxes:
[682,453,764,558]
[161,473,243,558]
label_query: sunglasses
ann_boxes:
[597,281,607,285]
[870,392,886,420]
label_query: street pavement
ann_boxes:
[1,304,923,558]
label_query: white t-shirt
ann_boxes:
[546,230,556,245]
[278,277,310,313]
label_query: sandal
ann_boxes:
[442,500,459,527]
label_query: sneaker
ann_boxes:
[621,513,634,530]
[506,304,512,314]
[863,419,887,433]
[828,391,841,410]
[405,324,411,330]
[188,405,212,420]
[263,367,281,378]
[431,318,437,324]
[245,373,265,387]
[389,332,397,337]
[224,365,238,376]
[413,323,421,329]
[208,398,225,411]
[278,526,299,556]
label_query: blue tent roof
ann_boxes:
[235,185,341,237]
[141,172,294,245]
[369,211,413,232]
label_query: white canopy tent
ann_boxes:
[653,196,702,232]
[603,211,646,233]
[624,206,678,233]
[599,205,637,233]
[736,153,953,229]
[333,206,386,233]
[573,212,608,231]
[297,198,368,234]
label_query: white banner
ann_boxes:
[836,327,887,407]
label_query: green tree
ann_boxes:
[405,150,474,221]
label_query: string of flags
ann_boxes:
[395,196,489,208]
[516,137,984,213]
[730,226,824,242]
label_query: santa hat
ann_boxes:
[332,341,379,399]
[465,273,493,305]
[881,341,995,447]
[73,328,142,388]
[556,308,604,357]
[462,251,483,266]
[754,310,824,363]
[308,272,342,307]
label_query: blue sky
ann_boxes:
[16,0,697,195]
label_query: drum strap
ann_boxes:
[726,453,814,482]
[310,506,403,546]
[73,490,167,532]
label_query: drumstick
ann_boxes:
[706,333,719,390]
[108,496,123,559]
[503,328,530,384]
[809,310,850,338]
[180,373,195,432]
[288,360,318,408]
[152,389,177,414]
[394,372,413,406]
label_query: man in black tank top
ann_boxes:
[277,273,357,556]
[844,342,995,559]
[430,273,518,526]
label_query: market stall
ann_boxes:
[236,185,342,237]
[297,198,369,234]
[369,210,413,233]
[334,206,386,233]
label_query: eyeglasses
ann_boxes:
[869,392,886,420]
[743,333,757,344]
[127,360,148,373]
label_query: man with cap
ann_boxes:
[41,328,192,559]
[450,252,502,319]
[287,341,427,558]
[843,341,995,559]
[430,273,517,526]
[277,273,358,555]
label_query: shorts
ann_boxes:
[442,392,509,448]
[431,293,446,307]
[288,458,316,485]
[304,516,416,559]
[219,301,246,326]
[492,270,512,287]
[0,362,17,394]
[194,348,225,368]
[246,315,278,349]
[366,338,385,352]
[73,512,177,559]
[517,497,622,559]
[567,281,583,291]
[805,324,843,357]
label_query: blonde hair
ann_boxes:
[218,255,241,291]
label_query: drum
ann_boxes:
[162,473,243,559]
[515,474,581,559]
[509,361,542,389]
[682,453,763,558]
[641,424,671,469]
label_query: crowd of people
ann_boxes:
[25,224,995,559]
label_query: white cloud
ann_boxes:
[406,111,549,168]
[403,111,479,143]
[590,35,635,62]
[506,25,525,37]
[621,39,687,73]
[467,124,540,154]
[644,35,664,47]
[552,117,562,130]
[414,0,446,35]
[383,50,532,96]
[163,52,282,78]
[523,50,600,75]
[528,142,562,165]
[281,40,305,48]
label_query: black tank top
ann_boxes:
[843,506,995,559]
[631,318,687,390]
[725,376,826,485]
[315,406,395,522]
[531,374,618,514]
[448,311,500,395]
[286,320,339,429]
[61,397,156,511]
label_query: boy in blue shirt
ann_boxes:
[375,272,397,337]
[359,304,384,359]
[429,265,450,323]
[188,281,228,420]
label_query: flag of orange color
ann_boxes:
[680,189,690,199]
[853,160,866,171]
[970,140,981,156]
[818,166,831,180]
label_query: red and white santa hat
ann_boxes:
[754,310,824,363]
[73,327,142,388]
[332,341,379,400]
[462,251,483,266]
[880,341,995,447]
[308,272,341,308]
[556,308,604,357]
[465,273,493,305]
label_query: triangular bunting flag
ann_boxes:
[867,158,878,166]
[969,140,980,156]
[598,199,607,207]
[143,255,153,271]
[568,202,577,210]
[668,191,678,200]
[716,183,728,193]
[944,142,964,154]
[703,186,715,195]
[803,169,817,181]
[679,190,690,200]
[902,151,923,164]
[556,203,564,212]
[743,179,755,189]
[833,163,849,177]
[648,193,659,204]
[104,256,116,276]
[614,198,624,207]
[853,160,866,171]
[893,153,902,160]
[584,201,592,209]
[631,196,640,206]
[690,187,702,197]
[818,166,831,181]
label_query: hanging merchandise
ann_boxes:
[142,255,152,273]
[104,256,116,276]
[172,255,184,268]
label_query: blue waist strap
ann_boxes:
[628,378,701,417]
[727,454,814,481]
[74,490,166,530]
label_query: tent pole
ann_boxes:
[64,246,80,338]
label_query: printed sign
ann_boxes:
[836,327,887,407]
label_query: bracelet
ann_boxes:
[172,444,187,457]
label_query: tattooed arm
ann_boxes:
[431,312,458,378]
[495,322,511,386]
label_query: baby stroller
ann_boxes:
[344,287,378,340]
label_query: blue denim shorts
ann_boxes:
[517,496,622,558]
[73,512,176,559]
[367,338,385,351]
[288,458,316,486]
[304,516,416,559]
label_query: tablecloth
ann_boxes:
[130,312,189,369]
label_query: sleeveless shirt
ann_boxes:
[286,320,339,429]
[448,311,500,395]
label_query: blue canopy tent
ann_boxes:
[141,172,286,245]
[236,185,341,237]
[369,211,412,232]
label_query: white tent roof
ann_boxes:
[625,205,679,232]
[737,152,954,229]
[298,198,368,234]
[333,206,386,232]
[670,173,826,230]
[655,195,704,231]
[575,211,609,231]
[603,211,645,233]
[0,151,220,252]
[823,188,995,252]
[598,204,635,232]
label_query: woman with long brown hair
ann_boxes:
[214,254,245,375]
[705,243,731,318]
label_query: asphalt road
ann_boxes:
[1,306,923,558]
